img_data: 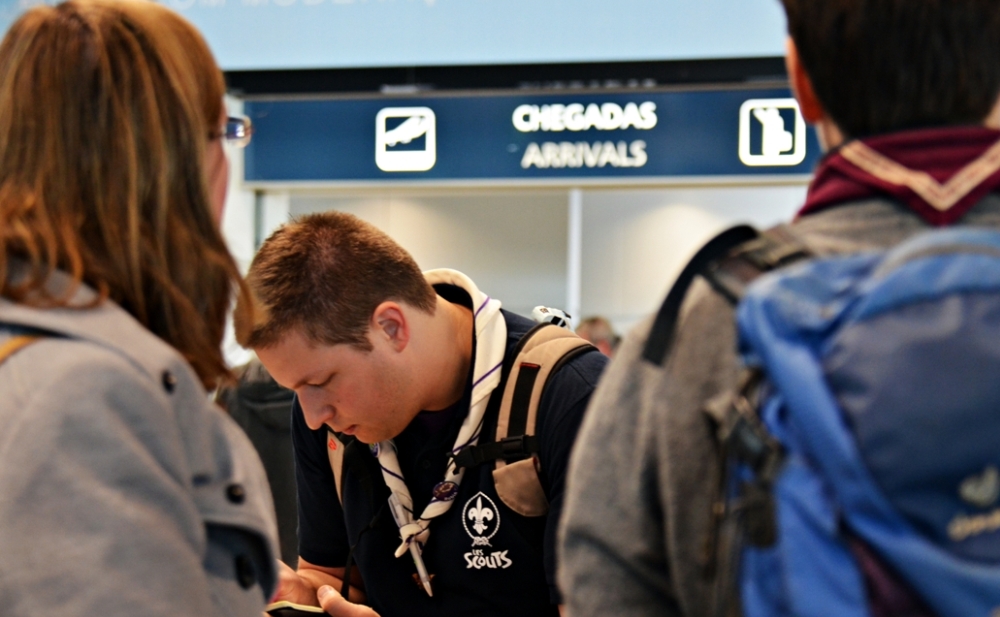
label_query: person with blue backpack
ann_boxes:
[559,2,1000,617]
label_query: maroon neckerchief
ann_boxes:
[798,126,1000,226]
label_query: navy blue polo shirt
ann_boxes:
[291,288,606,617]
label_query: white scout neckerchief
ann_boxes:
[370,269,507,566]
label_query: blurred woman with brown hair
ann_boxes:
[0,1,278,615]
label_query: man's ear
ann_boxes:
[371,302,410,351]
[785,37,825,124]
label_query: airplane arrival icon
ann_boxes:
[375,106,437,172]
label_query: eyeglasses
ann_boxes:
[222,115,253,148]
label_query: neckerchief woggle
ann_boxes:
[369,269,507,572]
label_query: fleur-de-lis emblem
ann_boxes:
[462,492,500,546]
[468,496,494,535]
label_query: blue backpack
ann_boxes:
[642,226,1000,617]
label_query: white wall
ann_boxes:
[579,185,806,333]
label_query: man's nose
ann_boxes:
[298,389,334,431]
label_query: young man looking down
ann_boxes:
[236,212,606,617]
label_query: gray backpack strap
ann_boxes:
[492,325,594,517]
[326,430,347,505]
[642,224,809,367]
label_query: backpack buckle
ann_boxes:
[449,435,540,470]
[725,371,784,483]
[717,369,784,549]
[450,446,483,470]
[498,435,537,460]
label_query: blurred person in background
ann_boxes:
[0,1,278,615]
[574,316,620,357]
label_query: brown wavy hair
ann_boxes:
[0,0,246,387]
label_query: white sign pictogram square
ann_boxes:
[375,107,437,172]
[738,98,807,167]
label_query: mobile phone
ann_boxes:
[266,600,327,616]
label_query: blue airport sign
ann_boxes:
[243,87,821,183]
